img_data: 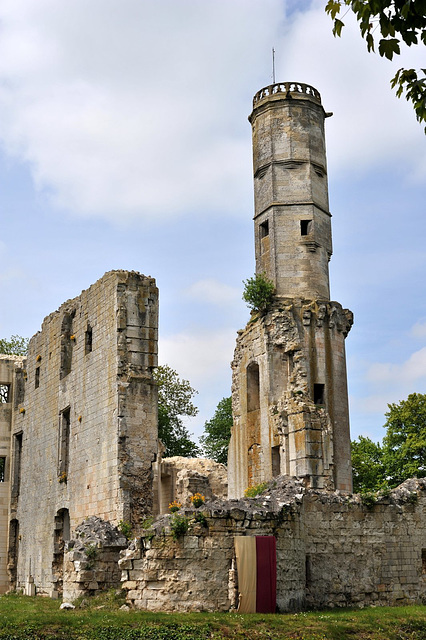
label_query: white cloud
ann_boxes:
[411,322,426,339]
[0,0,282,222]
[159,327,235,386]
[0,1,423,224]
[184,279,240,306]
[278,0,426,183]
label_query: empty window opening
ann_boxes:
[305,555,312,587]
[300,220,312,236]
[422,549,426,575]
[85,325,93,355]
[314,383,325,406]
[0,456,5,482]
[8,519,19,588]
[12,433,22,498]
[35,366,40,389]
[60,310,75,379]
[58,408,71,477]
[247,362,260,412]
[272,446,281,477]
[259,220,269,239]
[0,384,10,403]
[52,508,70,596]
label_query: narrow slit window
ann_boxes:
[58,407,71,477]
[314,383,325,406]
[0,456,5,482]
[259,220,269,239]
[300,220,312,236]
[0,384,10,403]
[422,549,426,574]
[35,367,40,389]
[12,433,22,498]
[85,325,93,355]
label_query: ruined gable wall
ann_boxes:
[10,270,158,595]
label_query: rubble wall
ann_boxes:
[120,479,426,612]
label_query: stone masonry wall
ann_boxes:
[120,478,426,612]
[304,478,426,608]
[0,356,24,593]
[120,477,306,612]
[63,517,127,602]
[10,270,158,596]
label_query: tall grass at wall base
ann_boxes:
[0,593,426,639]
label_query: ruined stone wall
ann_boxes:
[120,480,306,612]
[9,271,158,596]
[304,479,426,608]
[63,517,127,602]
[120,479,426,612]
[228,299,352,498]
[155,457,228,515]
[0,356,24,593]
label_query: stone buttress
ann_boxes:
[228,83,353,497]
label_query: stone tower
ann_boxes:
[228,82,353,497]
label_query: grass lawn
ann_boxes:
[0,592,425,639]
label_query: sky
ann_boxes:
[0,0,425,447]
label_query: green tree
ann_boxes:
[200,396,233,464]
[382,392,426,486]
[326,0,426,132]
[351,435,385,492]
[242,273,275,314]
[153,365,200,458]
[0,335,29,356]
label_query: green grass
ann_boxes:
[0,592,425,639]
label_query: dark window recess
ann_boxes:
[247,362,260,412]
[259,220,269,238]
[58,408,71,477]
[12,433,22,498]
[60,310,75,379]
[306,555,312,587]
[0,384,10,403]
[85,325,93,355]
[300,220,312,236]
[314,383,325,406]
[35,367,40,389]
[0,456,5,482]
[422,549,426,575]
[272,446,280,477]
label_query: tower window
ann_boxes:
[85,325,93,355]
[0,456,5,482]
[259,220,269,238]
[0,384,10,403]
[35,367,40,389]
[300,220,312,236]
[314,383,325,406]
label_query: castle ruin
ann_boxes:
[0,82,425,611]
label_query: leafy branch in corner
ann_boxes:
[325,0,426,132]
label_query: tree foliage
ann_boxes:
[326,0,426,132]
[351,435,385,492]
[351,392,426,491]
[0,335,29,356]
[242,273,275,314]
[382,392,426,485]
[200,396,233,464]
[153,365,200,458]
